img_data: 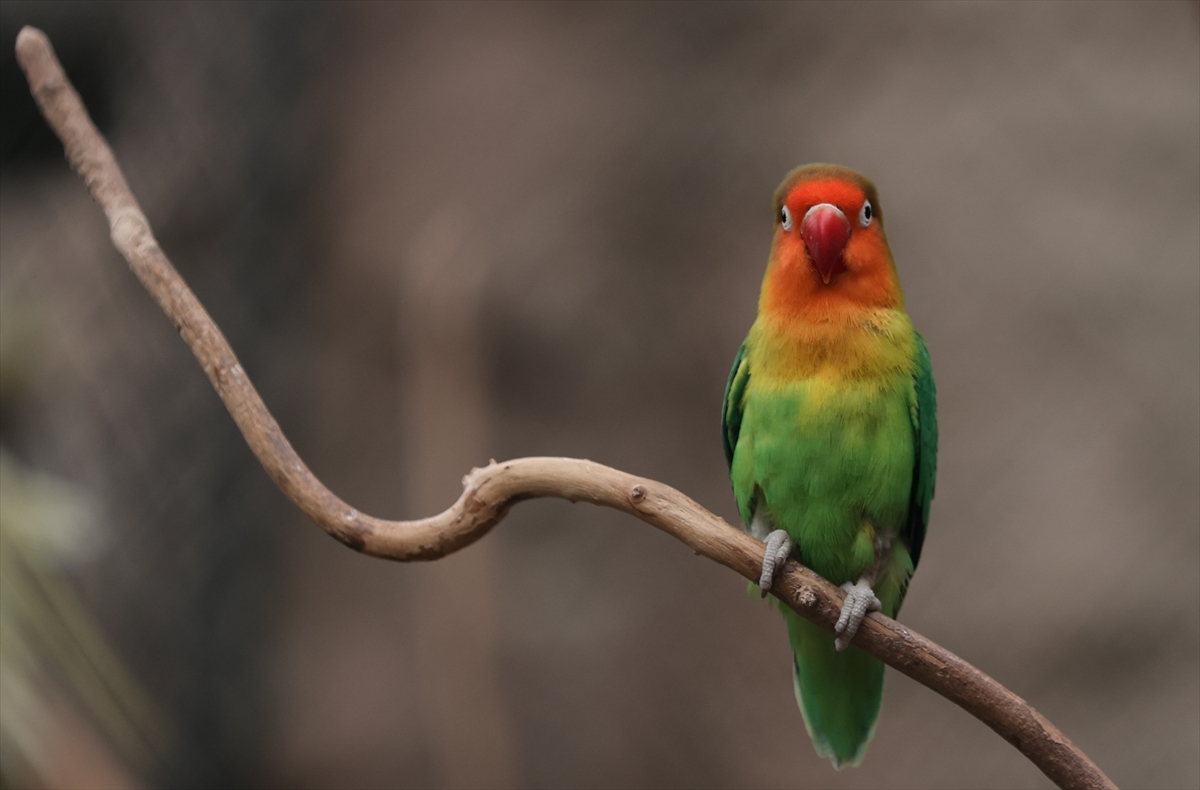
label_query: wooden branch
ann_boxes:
[15,26,1116,790]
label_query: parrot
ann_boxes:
[721,164,937,768]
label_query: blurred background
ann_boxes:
[0,2,1196,788]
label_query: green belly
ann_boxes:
[732,376,914,598]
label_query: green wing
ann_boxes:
[721,339,750,470]
[902,332,937,571]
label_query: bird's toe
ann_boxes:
[759,529,794,597]
[834,580,881,651]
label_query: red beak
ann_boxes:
[800,203,850,284]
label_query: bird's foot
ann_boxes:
[834,580,881,651]
[759,529,794,598]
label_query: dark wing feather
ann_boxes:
[901,332,938,572]
[721,339,750,470]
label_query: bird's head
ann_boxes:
[761,164,902,321]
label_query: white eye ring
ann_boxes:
[780,205,793,230]
[858,200,873,228]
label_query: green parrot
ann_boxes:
[722,164,937,768]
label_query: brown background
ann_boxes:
[0,2,1197,788]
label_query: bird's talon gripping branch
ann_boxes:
[759,529,794,597]
[834,580,882,651]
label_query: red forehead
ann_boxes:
[785,178,865,211]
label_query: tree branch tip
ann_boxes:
[16,25,49,55]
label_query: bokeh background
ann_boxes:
[1,2,1197,788]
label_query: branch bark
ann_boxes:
[15,26,1116,790]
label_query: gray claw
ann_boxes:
[834,580,881,651]
[759,530,794,597]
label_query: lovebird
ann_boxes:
[722,164,937,768]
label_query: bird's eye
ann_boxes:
[858,200,873,228]
[780,205,793,230]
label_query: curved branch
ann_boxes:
[16,26,1115,790]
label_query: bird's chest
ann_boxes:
[746,374,914,494]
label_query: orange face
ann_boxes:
[762,173,902,323]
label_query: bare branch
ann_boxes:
[15,26,1116,790]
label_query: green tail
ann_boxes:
[785,610,884,768]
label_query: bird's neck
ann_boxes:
[748,300,915,385]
